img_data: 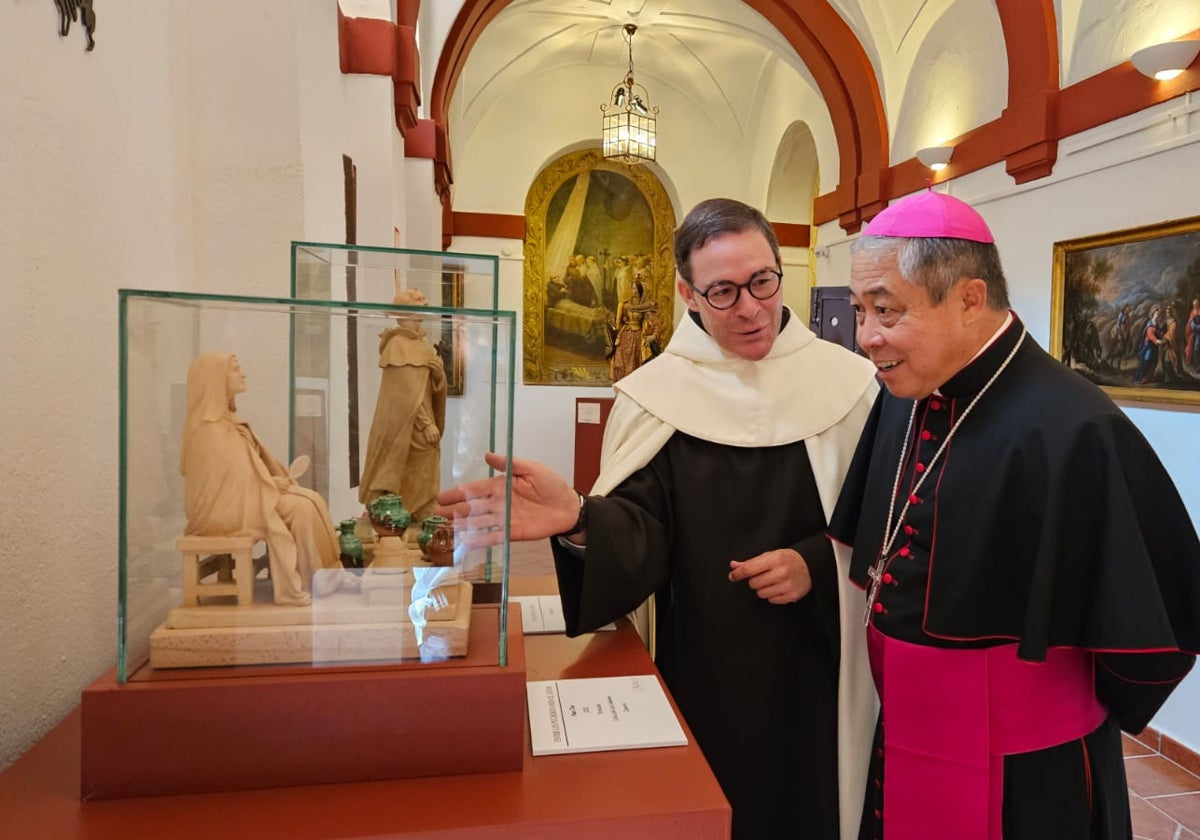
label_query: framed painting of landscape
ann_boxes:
[1050,216,1200,406]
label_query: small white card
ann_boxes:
[510,595,614,634]
[527,675,688,756]
[577,402,602,424]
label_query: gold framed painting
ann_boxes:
[433,269,466,396]
[523,148,677,385]
[1050,215,1200,406]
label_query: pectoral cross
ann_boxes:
[863,561,886,626]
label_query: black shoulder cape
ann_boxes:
[828,316,1200,728]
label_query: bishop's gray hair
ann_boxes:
[851,235,1011,310]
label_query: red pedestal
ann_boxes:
[2,610,731,839]
[81,605,526,799]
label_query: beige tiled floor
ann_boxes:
[510,539,1200,837]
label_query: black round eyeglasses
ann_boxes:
[693,270,782,310]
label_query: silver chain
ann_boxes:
[864,326,1027,625]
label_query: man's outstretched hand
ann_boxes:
[435,452,581,548]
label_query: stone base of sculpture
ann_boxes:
[148,575,473,668]
[370,534,425,567]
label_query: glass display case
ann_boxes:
[118,289,516,684]
[291,241,499,311]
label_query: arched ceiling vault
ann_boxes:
[422,0,1198,235]
[431,0,889,230]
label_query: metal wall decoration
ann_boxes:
[55,0,96,51]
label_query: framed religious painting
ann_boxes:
[1050,215,1200,407]
[523,148,677,385]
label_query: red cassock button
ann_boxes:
[915,462,926,473]
[904,524,914,535]
[882,573,894,584]
[899,546,910,557]
[921,430,934,441]
[872,602,885,614]
[908,493,921,505]
[930,400,942,410]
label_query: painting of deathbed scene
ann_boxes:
[545,171,657,375]
[523,149,675,386]
[1052,216,1200,406]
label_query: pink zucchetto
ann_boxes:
[862,189,995,243]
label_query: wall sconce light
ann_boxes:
[915,145,954,171]
[1131,39,1200,81]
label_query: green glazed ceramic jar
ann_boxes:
[418,515,449,555]
[368,493,411,536]
[337,518,364,569]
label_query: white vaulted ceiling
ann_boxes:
[430,0,1200,222]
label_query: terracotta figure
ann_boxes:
[358,289,448,520]
[180,352,340,606]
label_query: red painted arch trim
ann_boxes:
[744,0,888,228]
[338,8,421,138]
[338,8,396,76]
[430,0,511,127]
[995,0,1060,182]
[394,25,420,132]
[817,31,1200,223]
[401,118,452,202]
[1059,31,1200,137]
[452,212,526,240]
[405,119,437,159]
[397,0,419,29]
[998,0,1059,102]
[772,222,811,248]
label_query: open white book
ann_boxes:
[527,675,688,756]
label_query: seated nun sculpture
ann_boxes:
[180,352,341,606]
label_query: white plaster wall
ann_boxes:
[405,158,442,250]
[889,1,1008,160]
[337,0,400,250]
[0,0,370,771]
[391,125,409,246]
[1061,0,1200,87]
[814,98,1200,754]
[344,74,402,248]
[747,64,839,203]
[181,2,309,299]
[419,0,467,113]
[299,4,352,245]
[0,0,191,773]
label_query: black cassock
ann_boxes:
[829,315,1200,839]
[553,432,842,840]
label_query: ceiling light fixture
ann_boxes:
[602,24,658,164]
[1131,39,1200,81]
[915,145,954,171]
